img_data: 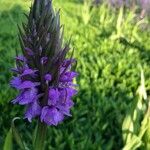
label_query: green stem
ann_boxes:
[34,121,47,150]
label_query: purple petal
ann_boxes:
[19,88,38,105]
[62,59,75,67]
[56,103,73,116]
[60,67,66,74]
[56,88,75,116]
[48,88,59,106]
[25,100,42,122]
[41,57,48,64]
[56,94,74,116]
[21,69,37,76]
[41,106,64,126]
[60,71,78,82]
[41,106,49,122]
[10,77,22,88]
[65,99,74,109]
[59,87,77,102]
[18,81,40,89]
[12,95,22,104]
[66,87,78,97]
[45,74,52,81]
[52,108,64,125]
[12,88,38,105]
[15,56,26,62]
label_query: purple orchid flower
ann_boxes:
[10,0,78,126]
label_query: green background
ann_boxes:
[1,0,150,149]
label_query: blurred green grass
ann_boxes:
[1,0,150,149]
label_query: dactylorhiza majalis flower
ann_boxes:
[10,0,78,126]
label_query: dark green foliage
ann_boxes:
[1,0,150,149]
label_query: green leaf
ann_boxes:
[116,6,123,37]
[122,134,142,150]
[3,128,13,150]
[122,114,134,142]
[11,117,26,150]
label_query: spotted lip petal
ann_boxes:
[25,100,42,122]
[48,88,59,106]
[12,88,38,105]
[41,106,64,126]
